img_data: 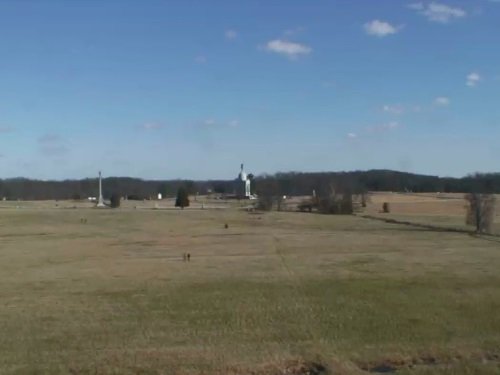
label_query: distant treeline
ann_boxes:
[255,170,500,196]
[0,170,499,200]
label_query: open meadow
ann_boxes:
[1,201,500,374]
[364,192,500,235]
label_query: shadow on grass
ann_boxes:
[359,214,500,241]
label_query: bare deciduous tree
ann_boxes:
[317,183,353,215]
[465,193,496,234]
[255,177,285,211]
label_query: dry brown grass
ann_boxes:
[363,192,500,235]
[0,203,499,374]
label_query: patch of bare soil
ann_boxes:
[276,361,328,375]
[358,351,500,373]
[226,360,330,375]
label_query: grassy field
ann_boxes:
[364,192,500,235]
[1,202,500,374]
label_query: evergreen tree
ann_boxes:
[110,193,121,208]
[175,187,190,209]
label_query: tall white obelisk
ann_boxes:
[97,171,105,207]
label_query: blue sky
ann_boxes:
[0,0,499,180]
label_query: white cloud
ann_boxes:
[348,122,401,140]
[195,119,239,130]
[434,96,450,106]
[466,72,481,87]
[408,2,425,10]
[383,121,400,130]
[364,20,399,37]
[225,30,238,40]
[367,121,401,133]
[264,39,312,58]
[140,122,163,130]
[195,55,207,64]
[411,2,466,23]
[383,104,405,115]
[283,26,306,37]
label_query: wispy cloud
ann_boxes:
[366,121,401,133]
[408,2,425,10]
[364,20,400,37]
[0,126,14,133]
[225,29,238,40]
[264,39,312,59]
[203,119,216,127]
[37,133,69,156]
[410,2,466,23]
[189,119,238,150]
[348,121,401,140]
[466,72,481,87]
[194,118,240,129]
[383,104,405,115]
[321,80,336,88]
[434,96,450,106]
[140,122,163,130]
[194,55,207,64]
[38,134,61,144]
[283,26,306,37]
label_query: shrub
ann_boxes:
[256,195,274,211]
[298,200,314,212]
[317,193,353,215]
[126,194,143,201]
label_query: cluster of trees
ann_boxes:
[0,170,499,201]
[103,186,190,210]
[0,178,206,201]
[465,193,496,234]
[253,172,498,234]
[253,170,500,197]
[1,169,496,233]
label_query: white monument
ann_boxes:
[97,171,106,207]
[236,163,251,198]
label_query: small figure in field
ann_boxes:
[187,253,191,262]
[224,223,228,229]
[80,218,87,224]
